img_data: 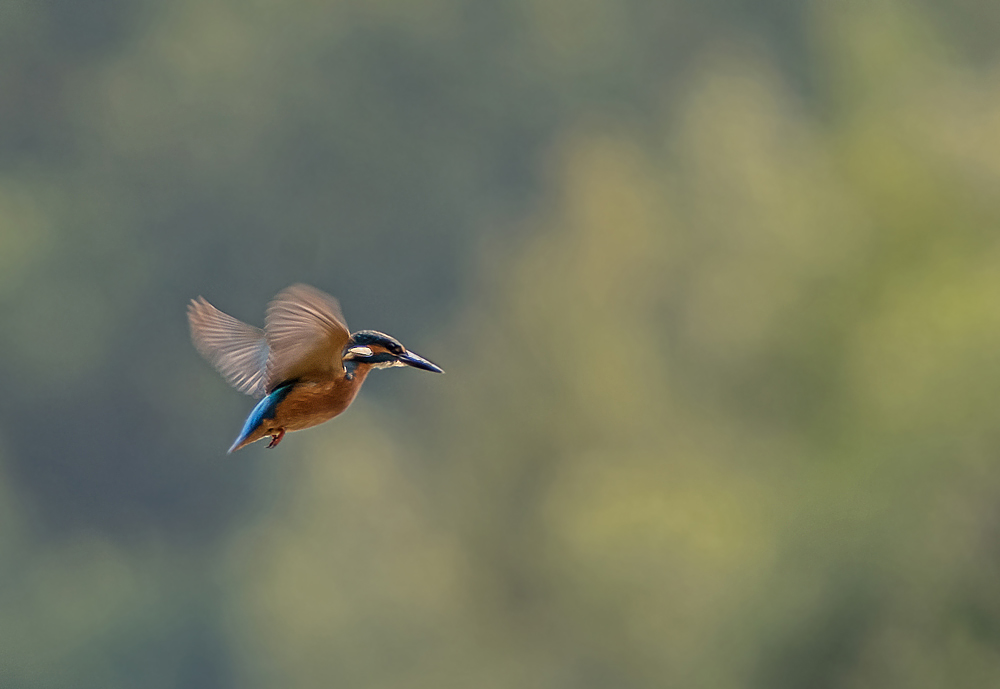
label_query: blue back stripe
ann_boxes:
[229,382,295,451]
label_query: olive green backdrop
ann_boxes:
[2,0,1000,687]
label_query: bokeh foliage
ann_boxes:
[3,0,1000,687]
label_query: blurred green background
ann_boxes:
[3,0,1000,686]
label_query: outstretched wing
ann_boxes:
[264,284,351,390]
[188,296,270,398]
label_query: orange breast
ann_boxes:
[272,369,370,431]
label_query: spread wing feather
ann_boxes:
[188,297,270,398]
[264,284,351,391]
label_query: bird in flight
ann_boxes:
[188,284,443,452]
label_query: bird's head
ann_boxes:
[343,330,444,373]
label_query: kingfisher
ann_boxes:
[187,284,443,453]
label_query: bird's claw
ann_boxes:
[266,429,286,448]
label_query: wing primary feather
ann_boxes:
[187,297,270,398]
[264,284,351,390]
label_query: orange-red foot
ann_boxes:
[267,428,286,448]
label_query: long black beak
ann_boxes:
[398,350,444,373]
